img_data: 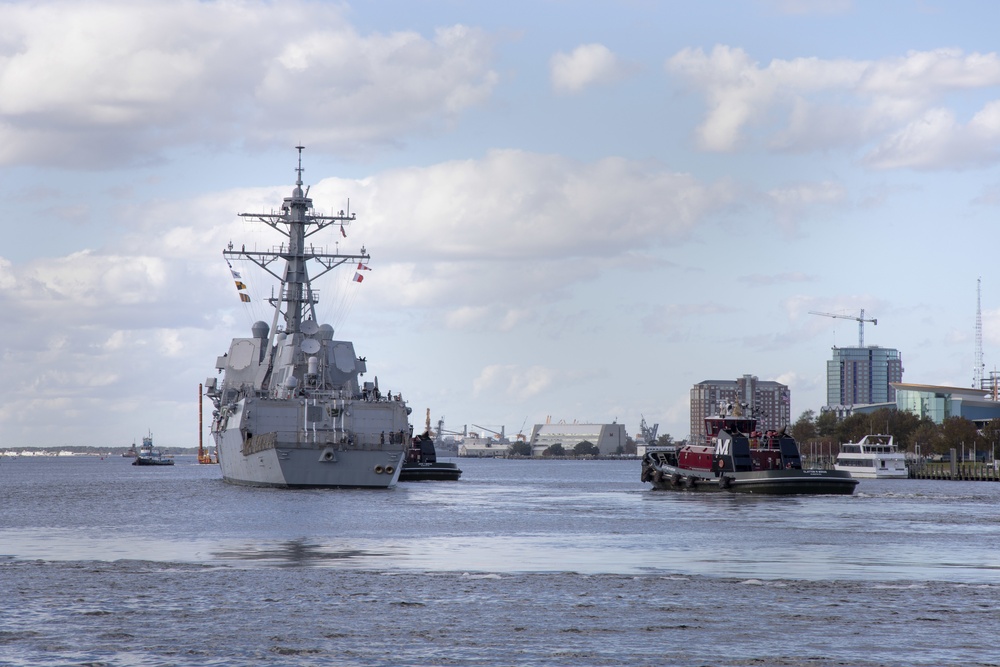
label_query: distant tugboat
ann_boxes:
[398,411,462,482]
[132,433,174,467]
[205,147,411,488]
[399,433,462,482]
[641,404,857,495]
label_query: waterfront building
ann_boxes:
[689,375,791,442]
[528,422,626,456]
[457,434,511,457]
[893,382,1000,427]
[825,346,903,409]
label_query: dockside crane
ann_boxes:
[472,424,507,442]
[515,417,529,442]
[435,417,468,444]
[808,309,877,348]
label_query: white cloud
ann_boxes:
[348,150,732,260]
[864,104,1000,170]
[472,364,557,400]
[666,45,1000,169]
[442,305,530,332]
[0,1,498,167]
[765,180,848,230]
[550,43,631,94]
[306,150,743,322]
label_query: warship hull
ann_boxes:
[216,434,403,488]
[213,397,407,488]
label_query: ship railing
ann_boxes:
[259,428,406,452]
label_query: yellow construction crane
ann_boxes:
[809,309,877,347]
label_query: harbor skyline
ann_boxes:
[2,0,1000,447]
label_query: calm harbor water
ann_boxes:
[2,454,999,666]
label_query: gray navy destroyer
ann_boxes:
[205,147,410,488]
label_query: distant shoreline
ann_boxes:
[1,447,199,456]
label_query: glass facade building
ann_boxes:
[826,346,903,407]
[894,383,1000,426]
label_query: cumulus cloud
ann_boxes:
[295,150,743,319]
[345,150,733,260]
[550,43,631,94]
[0,0,498,167]
[472,364,556,400]
[865,104,1000,170]
[666,45,1000,169]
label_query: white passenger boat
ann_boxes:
[833,434,908,479]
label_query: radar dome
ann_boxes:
[252,321,269,339]
[317,324,334,340]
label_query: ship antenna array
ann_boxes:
[808,309,877,348]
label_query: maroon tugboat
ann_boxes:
[641,404,857,495]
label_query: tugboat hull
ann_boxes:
[645,463,857,495]
[398,462,462,482]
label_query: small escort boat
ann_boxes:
[132,433,174,467]
[834,434,908,479]
[398,430,462,482]
[641,405,857,495]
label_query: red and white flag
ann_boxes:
[353,272,364,283]
[357,262,371,271]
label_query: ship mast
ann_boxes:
[225,146,369,338]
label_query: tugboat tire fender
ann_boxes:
[652,471,663,484]
[684,475,696,489]
[670,474,681,486]
[719,475,731,489]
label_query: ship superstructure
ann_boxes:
[205,147,410,487]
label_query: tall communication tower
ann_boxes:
[975,277,984,389]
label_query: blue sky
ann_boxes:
[2,0,1000,448]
